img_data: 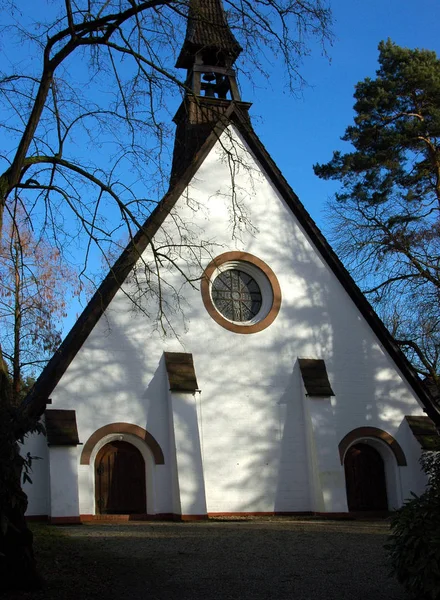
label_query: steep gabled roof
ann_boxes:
[23,103,440,428]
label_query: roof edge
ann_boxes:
[23,105,240,418]
[227,109,440,427]
[23,103,440,428]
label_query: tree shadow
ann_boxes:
[4,521,405,600]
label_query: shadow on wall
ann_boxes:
[22,428,49,517]
[174,206,421,514]
[51,177,423,516]
[144,356,175,514]
[57,311,175,516]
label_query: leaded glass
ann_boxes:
[211,269,262,322]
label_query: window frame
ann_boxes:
[201,251,281,334]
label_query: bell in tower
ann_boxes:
[170,0,252,183]
[175,0,242,101]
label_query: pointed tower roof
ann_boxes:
[170,0,249,184]
[176,0,242,69]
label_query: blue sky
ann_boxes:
[4,0,440,241]
[244,0,440,234]
[3,0,440,340]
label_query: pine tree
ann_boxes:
[314,40,440,394]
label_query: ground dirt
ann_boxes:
[3,518,407,600]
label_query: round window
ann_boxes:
[211,269,262,322]
[201,252,282,334]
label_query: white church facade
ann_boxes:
[22,0,440,523]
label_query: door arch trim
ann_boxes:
[89,432,157,515]
[338,427,407,466]
[81,422,165,465]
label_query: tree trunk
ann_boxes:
[12,238,22,406]
[0,350,43,591]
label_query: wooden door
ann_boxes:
[95,441,146,514]
[344,443,388,511]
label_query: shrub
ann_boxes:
[386,452,440,600]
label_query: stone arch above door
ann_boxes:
[80,423,165,465]
[338,426,407,466]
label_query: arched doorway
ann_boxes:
[95,441,146,514]
[344,443,388,511]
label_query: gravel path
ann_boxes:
[7,519,407,600]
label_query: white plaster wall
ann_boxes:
[303,391,348,513]
[397,419,428,499]
[29,124,427,516]
[168,390,207,515]
[47,345,174,516]
[48,446,80,518]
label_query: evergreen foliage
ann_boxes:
[314,40,440,391]
[386,452,440,600]
[315,39,440,208]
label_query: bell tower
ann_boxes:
[170,0,251,183]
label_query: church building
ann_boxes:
[22,0,440,523]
